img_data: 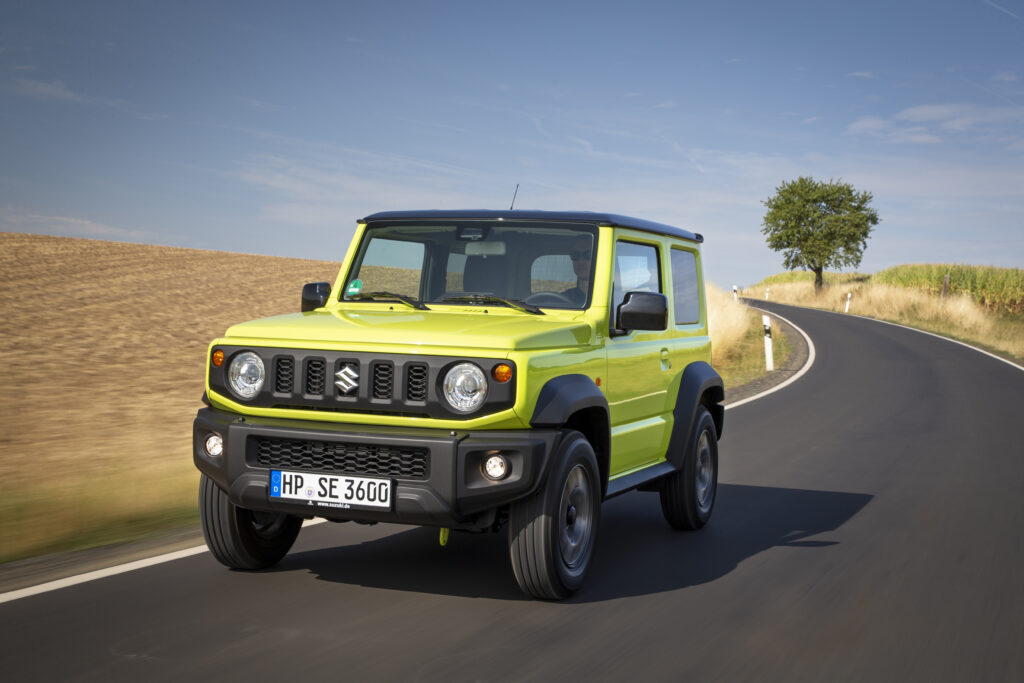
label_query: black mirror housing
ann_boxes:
[301,282,332,312]
[616,291,668,331]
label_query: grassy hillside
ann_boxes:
[0,233,780,562]
[745,264,1024,363]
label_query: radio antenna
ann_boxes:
[509,183,519,210]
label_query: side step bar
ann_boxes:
[604,461,676,499]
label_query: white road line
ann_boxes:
[725,307,817,411]
[1,313,828,604]
[843,310,1024,374]
[0,519,326,605]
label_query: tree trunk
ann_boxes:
[813,267,824,294]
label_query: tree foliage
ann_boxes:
[761,177,880,292]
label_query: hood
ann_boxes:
[223,308,595,351]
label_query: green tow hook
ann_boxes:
[439,527,450,547]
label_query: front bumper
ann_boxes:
[193,407,559,529]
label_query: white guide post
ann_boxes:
[762,315,774,371]
[765,287,771,301]
[845,292,852,313]
[733,285,738,301]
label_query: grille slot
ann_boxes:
[253,437,429,479]
[406,364,428,402]
[274,357,294,393]
[305,358,327,395]
[373,363,394,399]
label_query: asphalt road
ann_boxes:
[3,302,1023,681]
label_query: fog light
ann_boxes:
[205,433,224,457]
[483,453,509,480]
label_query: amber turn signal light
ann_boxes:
[212,349,224,367]
[492,363,512,383]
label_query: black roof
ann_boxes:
[360,210,703,243]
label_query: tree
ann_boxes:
[761,177,879,293]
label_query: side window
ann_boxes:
[349,238,424,298]
[671,248,700,324]
[612,241,661,313]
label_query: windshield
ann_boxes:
[343,221,598,310]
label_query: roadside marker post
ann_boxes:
[763,315,774,371]
[733,285,738,301]
[845,292,852,313]
[765,287,770,301]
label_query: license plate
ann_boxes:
[270,470,392,509]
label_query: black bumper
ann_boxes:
[193,408,560,529]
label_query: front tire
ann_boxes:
[508,431,601,600]
[199,474,302,570]
[660,406,718,530]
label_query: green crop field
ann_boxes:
[873,264,1024,315]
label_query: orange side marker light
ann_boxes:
[492,363,513,383]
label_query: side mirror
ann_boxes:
[301,282,332,312]
[616,291,668,331]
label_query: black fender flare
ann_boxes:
[666,361,724,469]
[529,374,608,427]
[529,374,611,496]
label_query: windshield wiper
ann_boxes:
[442,295,544,315]
[351,291,430,310]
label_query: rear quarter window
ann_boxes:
[671,248,700,324]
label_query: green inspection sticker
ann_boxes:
[346,279,363,296]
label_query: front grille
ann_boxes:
[210,346,515,418]
[305,358,326,395]
[406,364,428,401]
[253,437,429,479]
[275,357,294,393]
[373,363,394,399]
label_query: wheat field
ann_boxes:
[0,232,339,560]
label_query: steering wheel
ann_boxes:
[525,291,575,306]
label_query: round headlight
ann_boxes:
[228,351,265,399]
[443,363,488,413]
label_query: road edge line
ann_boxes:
[763,300,1024,375]
[725,306,817,411]
[844,311,1024,374]
[0,519,326,605]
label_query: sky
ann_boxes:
[1,0,1022,289]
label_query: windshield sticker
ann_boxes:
[346,279,363,296]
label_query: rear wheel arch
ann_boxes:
[667,361,724,469]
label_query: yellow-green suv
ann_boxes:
[194,210,723,599]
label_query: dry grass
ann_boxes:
[707,283,790,388]
[743,278,1024,362]
[0,232,338,561]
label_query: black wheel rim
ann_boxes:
[695,430,715,515]
[558,464,594,569]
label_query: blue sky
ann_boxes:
[1,0,1022,288]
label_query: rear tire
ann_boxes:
[660,406,718,530]
[508,431,600,600]
[199,474,302,570]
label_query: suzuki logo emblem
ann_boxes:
[335,364,359,393]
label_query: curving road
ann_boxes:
[3,302,1024,681]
